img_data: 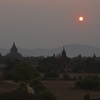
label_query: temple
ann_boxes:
[93,53,96,59]
[59,47,71,71]
[6,42,22,59]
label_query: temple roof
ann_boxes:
[11,42,18,52]
[6,42,22,59]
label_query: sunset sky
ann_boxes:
[0,0,100,49]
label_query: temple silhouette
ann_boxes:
[59,47,71,71]
[6,42,22,59]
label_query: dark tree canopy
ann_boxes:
[13,62,40,81]
[37,57,61,72]
[44,71,59,79]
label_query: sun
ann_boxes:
[79,17,83,21]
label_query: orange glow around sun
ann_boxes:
[79,17,83,21]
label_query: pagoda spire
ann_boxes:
[11,42,18,52]
[93,53,96,59]
[62,46,66,57]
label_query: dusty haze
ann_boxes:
[0,0,100,49]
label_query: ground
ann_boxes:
[0,81,34,94]
[42,80,100,100]
[0,81,17,93]
[0,73,100,100]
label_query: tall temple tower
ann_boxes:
[62,46,66,57]
[59,47,70,71]
[6,42,22,59]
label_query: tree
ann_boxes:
[34,83,46,93]
[38,89,57,100]
[4,57,12,65]
[3,59,20,71]
[17,82,27,91]
[84,58,95,76]
[13,62,40,81]
[30,77,46,93]
[3,71,14,80]
[3,59,21,80]
[62,74,71,80]
[84,93,90,100]
[30,77,41,86]
[75,77,100,90]
[72,61,83,73]
[37,57,61,72]
[44,71,59,79]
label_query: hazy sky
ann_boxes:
[0,0,100,49]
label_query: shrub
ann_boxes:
[3,71,14,80]
[75,80,81,87]
[34,83,46,93]
[37,57,61,73]
[17,82,27,91]
[78,75,82,80]
[14,62,40,81]
[44,71,59,79]
[62,74,71,80]
[38,88,57,100]
[30,77,46,93]
[75,77,100,90]
[93,76,99,80]
[30,77,41,86]
[72,77,77,81]
[84,93,90,100]
[81,78,100,89]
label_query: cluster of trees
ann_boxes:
[0,55,44,65]
[0,89,56,100]
[30,77,57,100]
[72,57,100,73]
[3,61,40,81]
[0,77,57,100]
[3,56,99,82]
[2,55,100,75]
[75,76,100,90]
[0,60,57,100]
[37,57,64,80]
[84,93,90,100]
[1,55,100,100]
[37,57,62,72]
[37,56,100,75]
[22,56,44,65]
[13,62,39,81]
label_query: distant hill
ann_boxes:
[0,44,100,57]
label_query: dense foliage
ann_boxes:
[44,71,59,79]
[38,88,57,100]
[3,62,40,81]
[30,77,46,93]
[37,57,62,72]
[13,62,39,81]
[17,82,27,90]
[75,76,100,90]
[84,93,90,100]
[62,74,71,80]
[30,77,57,100]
